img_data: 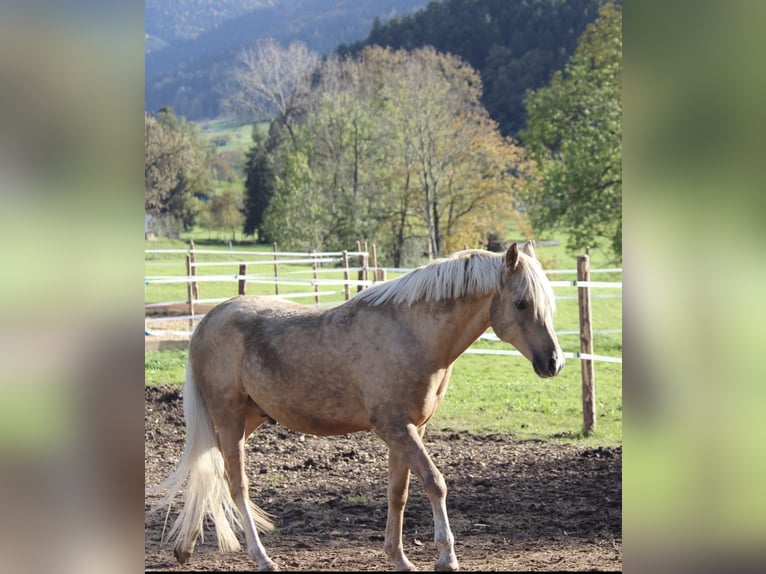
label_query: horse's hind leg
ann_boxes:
[377,422,458,572]
[211,400,278,571]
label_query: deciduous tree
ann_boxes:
[521,2,622,260]
[208,189,245,241]
[223,39,320,139]
[144,107,212,235]
[247,46,532,265]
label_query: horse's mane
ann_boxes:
[356,249,555,319]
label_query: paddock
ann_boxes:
[144,385,622,571]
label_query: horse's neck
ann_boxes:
[409,293,493,366]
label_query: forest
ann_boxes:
[340,0,610,138]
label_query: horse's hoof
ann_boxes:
[435,558,459,571]
[173,546,192,565]
[259,559,278,571]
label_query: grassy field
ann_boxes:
[198,117,260,155]
[196,118,266,196]
[145,235,621,445]
[145,238,364,306]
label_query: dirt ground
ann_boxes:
[144,385,621,572]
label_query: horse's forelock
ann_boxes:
[515,253,557,320]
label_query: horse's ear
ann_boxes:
[522,240,536,259]
[505,243,520,272]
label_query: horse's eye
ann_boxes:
[514,299,527,311]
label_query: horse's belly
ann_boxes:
[273,412,371,436]
[248,377,372,436]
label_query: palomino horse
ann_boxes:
[150,241,564,571]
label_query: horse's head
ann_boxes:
[490,242,564,378]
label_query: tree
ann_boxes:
[249,46,531,265]
[438,113,536,254]
[301,54,385,250]
[521,2,622,261]
[371,46,524,259]
[208,189,245,241]
[242,122,285,240]
[144,107,212,235]
[222,39,320,138]
[261,146,327,250]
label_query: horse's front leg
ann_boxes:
[378,422,459,572]
[385,445,417,570]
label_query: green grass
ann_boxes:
[431,354,622,444]
[145,348,188,386]
[196,118,265,196]
[145,241,367,306]
[198,118,260,155]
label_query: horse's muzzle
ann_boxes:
[533,351,565,378]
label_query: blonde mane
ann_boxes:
[357,249,556,319]
[358,250,502,306]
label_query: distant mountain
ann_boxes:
[145,0,428,120]
[146,0,269,48]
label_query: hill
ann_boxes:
[146,0,268,48]
[145,0,427,120]
[340,0,611,137]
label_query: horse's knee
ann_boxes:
[423,471,448,501]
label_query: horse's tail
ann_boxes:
[149,360,273,555]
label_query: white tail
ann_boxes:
[148,361,274,555]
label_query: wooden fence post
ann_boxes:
[238,263,247,296]
[578,254,596,436]
[273,242,279,295]
[188,240,199,301]
[371,243,386,282]
[370,244,377,283]
[186,253,195,332]
[342,250,350,300]
[356,241,368,293]
[311,250,320,305]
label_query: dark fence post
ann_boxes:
[238,263,247,296]
[371,243,386,282]
[312,250,320,305]
[273,242,279,295]
[578,254,596,436]
[356,240,367,293]
[342,250,350,300]
[186,253,195,332]
[189,239,199,301]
